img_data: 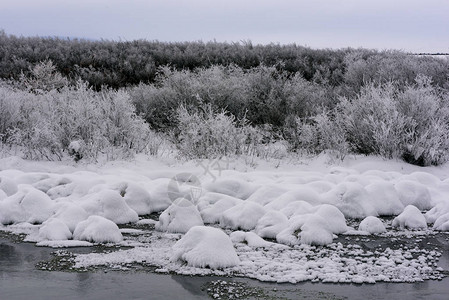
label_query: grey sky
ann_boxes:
[1,0,448,52]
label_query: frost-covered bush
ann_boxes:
[175,104,262,159]
[298,76,449,166]
[2,81,154,161]
[286,113,348,160]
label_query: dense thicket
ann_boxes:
[1,31,449,165]
[2,31,448,91]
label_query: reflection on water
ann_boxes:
[0,236,448,300]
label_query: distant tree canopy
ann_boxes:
[1,30,447,91]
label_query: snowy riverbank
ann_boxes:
[1,153,449,283]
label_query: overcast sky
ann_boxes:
[1,0,448,52]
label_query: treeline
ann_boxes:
[1,30,448,91]
[1,31,449,166]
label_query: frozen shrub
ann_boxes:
[338,83,409,158]
[175,104,262,159]
[286,112,348,160]
[2,81,154,161]
[19,60,68,93]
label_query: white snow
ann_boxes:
[172,226,240,269]
[78,189,139,224]
[1,153,449,283]
[73,215,123,243]
[392,205,428,230]
[220,201,266,231]
[358,216,386,234]
[156,198,204,233]
[38,218,72,241]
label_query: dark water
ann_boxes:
[1,236,449,300]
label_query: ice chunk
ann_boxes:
[358,216,386,234]
[392,205,427,230]
[172,226,239,269]
[73,215,123,243]
[156,198,204,233]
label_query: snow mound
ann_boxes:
[322,182,377,218]
[432,213,449,231]
[280,201,314,218]
[112,182,153,215]
[39,218,72,241]
[172,226,239,269]
[220,201,266,230]
[51,203,89,232]
[394,180,432,210]
[299,215,335,246]
[73,215,123,243]
[156,198,204,233]
[254,210,289,239]
[366,182,404,216]
[20,187,55,224]
[265,187,321,210]
[0,176,18,196]
[144,178,174,212]
[78,189,138,224]
[392,205,427,230]
[246,185,287,206]
[199,196,243,224]
[314,204,348,234]
[276,213,335,246]
[205,178,259,200]
[358,216,386,234]
[230,231,274,248]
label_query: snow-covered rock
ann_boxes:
[322,182,377,218]
[0,176,18,196]
[205,178,259,200]
[73,215,123,243]
[51,203,89,232]
[111,182,153,215]
[299,214,335,246]
[156,198,204,233]
[366,182,404,216]
[172,226,239,269]
[39,218,72,241]
[358,216,386,234]
[78,189,138,224]
[198,193,243,224]
[433,213,449,231]
[230,231,274,248]
[392,205,427,230]
[394,180,432,210]
[254,210,289,239]
[20,187,55,224]
[220,201,266,230]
